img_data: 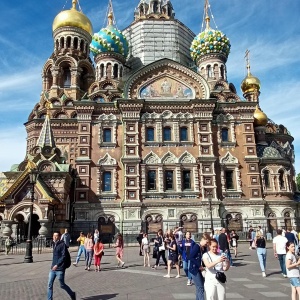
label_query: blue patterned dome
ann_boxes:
[90,13,128,58]
[190,28,231,62]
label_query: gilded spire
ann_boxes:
[36,102,56,149]
[107,0,114,26]
[72,0,77,10]
[204,0,210,29]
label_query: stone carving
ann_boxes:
[98,153,117,166]
[179,151,196,164]
[220,152,238,164]
[162,152,177,164]
[144,152,160,164]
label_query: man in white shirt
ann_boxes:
[273,229,288,277]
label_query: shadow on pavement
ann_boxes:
[267,271,282,276]
[82,293,118,300]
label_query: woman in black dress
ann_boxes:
[164,233,180,278]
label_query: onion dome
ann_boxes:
[253,105,268,126]
[90,12,129,58]
[190,12,231,62]
[241,72,261,94]
[52,0,93,36]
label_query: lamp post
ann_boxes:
[208,193,214,232]
[24,168,39,263]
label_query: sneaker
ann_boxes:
[249,247,252,250]
[84,267,87,270]
[87,267,91,271]
[283,274,287,278]
[71,292,76,300]
[175,275,181,278]
[187,280,192,286]
[121,262,125,268]
[72,262,77,267]
[262,272,266,277]
[164,274,171,278]
[151,265,157,269]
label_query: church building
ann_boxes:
[0,0,297,239]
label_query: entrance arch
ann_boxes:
[98,216,116,243]
[227,213,243,231]
[267,212,278,235]
[145,214,163,234]
[284,212,292,230]
[179,214,198,233]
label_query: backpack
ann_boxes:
[64,248,71,268]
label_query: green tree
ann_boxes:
[296,173,300,191]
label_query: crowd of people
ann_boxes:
[46,225,300,300]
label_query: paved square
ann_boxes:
[0,243,294,299]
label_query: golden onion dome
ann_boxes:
[241,72,261,94]
[52,0,93,36]
[254,105,268,126]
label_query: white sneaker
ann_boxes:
[164,274,171,278]
[187,280,192,286]
[262,272,266,277]
[175,275,181,278]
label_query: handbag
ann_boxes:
[159,245,165,251]
[207,252,227,284]
[251,240,256,249]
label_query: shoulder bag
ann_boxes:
[207,252,227,283]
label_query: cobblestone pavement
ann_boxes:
[0,243,292,300]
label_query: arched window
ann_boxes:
[146,127,154,141]
[66,36,71,48]
[103,128,112,142]
[74,37,78,50]
[63,67,71,88]
[153,1,158,13]
[113,64,118,78]
[80,40,84,51]
[100,64,104,78]
[60,37,64,48]
[207,65,213,78]
[220,65,225,79]
[182,170,191,190]
[263,170,270,188]
[279,170,285,189]
[120,66,123,78]
[163,127,171,141]
[147,170,156,190]
[180,127,188,141]
[221,128,229,142]
[102,171,112,192]
[225,170,234,189]
[55,39,59,51]
[106,63,112,78]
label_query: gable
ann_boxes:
[123,58,210,100]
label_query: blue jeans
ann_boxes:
[75,245,86,264]
[47,270,74,300]
[220,250,233,266]
[256,248,267,272]
[191,272,205,300]
[278,254,286,275]
[85,249,93,268]
[183,260,192,280]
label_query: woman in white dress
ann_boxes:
[202,238,230,300]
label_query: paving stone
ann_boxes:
[230,278,252,282]
[243,283,268,289]
[259,291,289,297]
[226,293,245,299]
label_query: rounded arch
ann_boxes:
[93,211,120,222]
[54,56,77,68]
[9,203,43,222]
[52,110,69,119]
[282,208,294,218]
[141,209,166,222]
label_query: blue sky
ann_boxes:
[1,0,300,173]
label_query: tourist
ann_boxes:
[142,233,150,267]
[84,233,94,271]
[61,228,71,248]
[180,231,195,286]
[254,231,267,277]
[213,228,220,243]
[189,233,210,300]
[164,234,180,278]
[93,229,99,244]
[115,233,125,268]
[94,238,104,272]
[202,238,230,300]
[230,230,239,258]
[47,231,76,300]
[5,236,13,255]
[291,227,299,245]
[285,228,297,244]
[273,229,288,277]
[248,226,254,249]
[152,229,167,269]
[286,242,300,300]
[73,232,86,266]
[218,228,233,266]
[136,230,144,256]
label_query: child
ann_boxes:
[286,242,300,300]
[94,239,104,272]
